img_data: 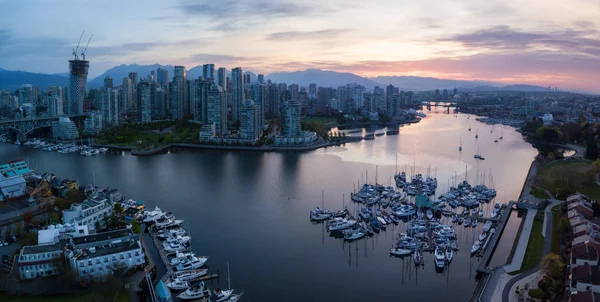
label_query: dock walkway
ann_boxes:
[475,202,513,274]
[502,209,536,273]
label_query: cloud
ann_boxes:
[121,42,163,52]
[440,26,600,57]
[179,0,315,19]
[190,53,254,63]
[266,29,352,41]
[417,18,442,30]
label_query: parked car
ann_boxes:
[2,259,11,265]
[1,240,8,246]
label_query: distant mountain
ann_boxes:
[0,68,68,91]
[461,84,548,92]
[372,76,499,91]
[266,69,381,88]
[187,66,257,82]
[88,64,174,88]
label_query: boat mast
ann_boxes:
[322,190,324,209]
[375,166,378,185]
[227,262,231,290]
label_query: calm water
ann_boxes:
[0,110,537,301]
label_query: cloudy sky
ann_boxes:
[1,0,599,92]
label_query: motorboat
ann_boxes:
[332,208,349,218]
[154,218,184,230]
[478,210,484,217]
[343,228,365,241]
[390,247,412,256]
[490,210,498,219]
[163,242,188,254]
[228,292,244,302]
[434,248,446,268]
[417,208,424,220]
[413,250,422,265]
[426,209,433,220]
[328,218,356,231]
[471,219,478,227]
[143,206,167,223]
[176,257,208,271]
[471,241,481,254]
[167,278,190,290]
[310,207,332,221]
[483,221,493,232]
[494,202,500,209]
[445,248,454,262]
[172,269,208,282]
[170,252,196,265]
[479,232,487,241]
[394,205,416,217]
[177,282,211,300]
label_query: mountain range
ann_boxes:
[0,65,551,93]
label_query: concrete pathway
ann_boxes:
[504,209,537,273]
[508,271,543,302]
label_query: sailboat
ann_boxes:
[459,136,462,152]
[475,130,478,139]
[215,263,234,302]
[468,123,471,131]
[499,130,503,140]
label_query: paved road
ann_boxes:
[501,201,556,301]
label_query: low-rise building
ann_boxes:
[62,197,112,231]
[52,117,79,141]
[18,242,64,279]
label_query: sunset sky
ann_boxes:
[0,0,599,91]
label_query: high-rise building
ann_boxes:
[121,77,132,112]
[231,67,244,123]
[206,83,227,136]
[83,112,103,134]
[137,80,155,123]
[48,94,63,117]
[317,87,335,114]
[251,83,266,130]
[103,76,113,90]
[154,87,166,120]
[280,100,301,138]
[68,58,89,114]
[102,88,119,127]
[240,99,260,142]
[266,83,280,118]
[257,74,264,84]
[243,73,251,85]
[202,64,215,82]
[373,86,385,113]
[157,68,169,85]
[217,67,227,91]
[386,84,400,116]
[309,83,317,99]
[52,117,79,140]
[18,84,37,107]
[170,66,188,119]
[150,71,156,82]
[363,92,374,112]
[128,72,139,109]
[289,84,299,102]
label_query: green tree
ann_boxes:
[94,221,102,232]
[541,253,564,280]
[558,217,570,233]
[22,209,33,225]
[528,288,547,300]
[50,212,60,224]
[66,189,83,204]
[114,203,123,215]
[131,219,141,234]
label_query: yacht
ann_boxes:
[389,247,412,256]
[471,219,478,228]
[163,242,188,254]
[413,250,422,265]
[215,262,235,302]
[417,208,424,220]
[310,207,332,221]
[434,248,446,268]
[154,218,184,230]
[445,248,454,262]
[483,221,493,233]
[177,282,211,300]
[167,278,190,290]
[142,207,167,223]
[170,252,196,265]
[172,269,208,282]
[327,218,356,231]
[343,228,365,241]
[471,241,481,254]
[426,209,433,220]
[394,205,416,217]
[176,257,208,271]
[478,210,484,217]
[490,209,498,219]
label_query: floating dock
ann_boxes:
[475,201,514,274]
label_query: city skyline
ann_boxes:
[0,0,599,92]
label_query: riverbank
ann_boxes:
[335,118,421,129]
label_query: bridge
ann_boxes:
[0,115,88,137]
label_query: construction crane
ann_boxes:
[81,34,93,61]
[72,30,85,60]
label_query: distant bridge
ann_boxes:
[0,114,88,136]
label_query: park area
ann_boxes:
[535,159,600,200]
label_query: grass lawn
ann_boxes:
[530,186,550,199]
[301,117,339,127]
[509,212,544,275]
[551,205,560,254]
[536,159,600,199]
[0,286,130,302]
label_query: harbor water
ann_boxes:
[0,109,537,301]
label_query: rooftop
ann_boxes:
[21,242,63,255]
[73,228,133,246]
[572,243,599,264]
[570,290,595,302]
[75,240,141,260]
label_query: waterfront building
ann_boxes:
[51,117,79,141]
[203,64,215,81]
[18,243,64,280]
[373,86,385,114]
[231,67,244,123]
[68,58,89,114]
[62,196,112,231]
[329,98,340,111]
[102,88,119,127]
[0,159,32,176]
[137,80,154,123]
[66,228,145,281]
[83,112,104,134]
[251,83,266,129]
[170,66,188,119]
[206,83,227,136]
[386,84,401,117]
[154,87,167,120]
[157,67,169,85]
[19,84,37,107]
[239,99,260,143]
[275,99,316,144]
[0,172,26,200]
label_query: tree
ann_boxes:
[15,223,23,237]
[50,212,60,224]
[541,253,564,280]
[113,203,123,215]
[586,143,599,160]
[4,228,12,242]
[22,209,33,225]
[528,288,547,300]
[131,219,141,234]
[558,217,570,233]
[94,221,102,232]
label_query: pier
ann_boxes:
[475,201,514,274]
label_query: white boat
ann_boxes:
[177,282,211,300]
[445,248,454,262]
[376,216,387,226]
[143,206,167,223]
[471,241,481,254]
[170,253,208,266]
[494,202,500,209]
[215,262,234,302]
[163,242,188,253]
[14,140,20,145]
[434,248,446,268]
[390,247,412,256]
[172,269,208,282]
[154,218,184,230]
[471,219,478,227]
[478,210,484,217]
[426,209,433,220]
[167,278,190,290]
[176,256,208,271]
[479,232,487,241]
[490,210,498,219]
[483,221,493,232]
[228,292,244,302]
[310,208,332,221]
[343,229,365,241]
[327,218,356,231]
[417,208,424,220]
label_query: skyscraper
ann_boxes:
[266,83,280,118]
[68,58,89,114]
[251,83,266,130]
[243,73,251,85]
[103,76,113,90]
[289,84,299,102]
[231,67,244,123]
[217,67,227,91]
[206,83,227,136]
[280,100,301,138]
[240,99,260,142]
[121,77,132,113]
[48,94,63,117]
[128,72,139,109]
[202,64,215,82]
[137,80,155,123]
[18,84,36,107]
[170,66,188,119]
[154,87,166,120]
[257,74,264,84]
[309,83,317,99]
[157,68,169,85]
[102,88,119,127]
